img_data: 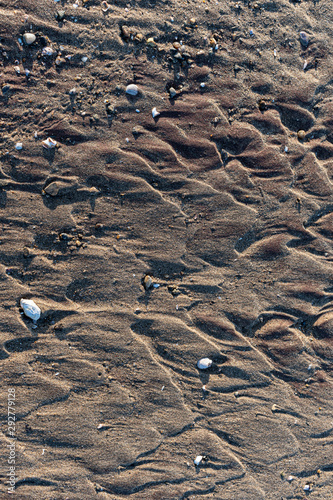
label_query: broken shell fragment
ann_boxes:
[23,33,36,45]
[143,275,153,290]
[126,84,139,96]
[20,299,41,322]
[152,107,160,118]
[197,358,213,370]
[42,46,54,56]
[194,455,203,466]
[42,137,57,149]
[101,1,110,12]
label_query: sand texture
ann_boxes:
[0,0,333,498]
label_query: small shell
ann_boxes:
[42,137,57,149]
[15,142,23,150]
[42,46,54,56]
[197,358,213,370]
[23,33,36,45]
[126,84,139,96]
[101,1,110,12]
[20,299,41,321]
[194,455,203,466]
[147,37,157,48]
[152,107,160,118]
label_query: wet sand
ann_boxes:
[0,0,333,498]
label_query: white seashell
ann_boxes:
[303,485,311,491]
[20,299,41,322]
[15,142,23,150]
[126,84,139,96]
[194,455,203,466]
[197,358,213,370]
[287,476,294,482]
[23,33,36,45]
[14,66,21,74]
[42,137,57,149]
[42,46,54,56]
[152,107,160,118]
[81,56,88,63]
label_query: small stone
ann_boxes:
[20,298,41,322]
[197,358,213,370]
[23,248,30,258]
[258,99,267,111]
[56,10,66,22]
[169,87,177,98]
[194,456,203,466]
[189,18,196,25]
[143,275,153,290]
[126,84,139,96]
[299,31,309,48]
[15,142,23,150]
[23,33,36,45]
[297,130,306,140]
[44,182,60,196]
[121,25,130,41]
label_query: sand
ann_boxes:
[0,0,332,498]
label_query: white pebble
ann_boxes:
[194,455,203,466]
[15,142,23,150]
[20,299,41,322]
[126,84,139,96]
[197,358,212,370]
[23,33,36,45]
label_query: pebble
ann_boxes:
[299,31,309,48]
[126,84,139,96]
[20,298,41,322]
[143,275,153,290]
[23,33,36,45]
[169,87,177,98]
[297,130,306,140]
[15,142,23,150]
[197,358,213,370]
[43,182,60,196]
[56,10,66,21]
[194,455,203,466]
